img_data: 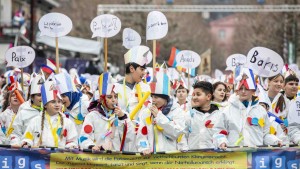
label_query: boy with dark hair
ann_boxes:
[116,45,152,151]
[284,71,300,145]
[173,79,190,113]
[283,73,299,100]
[184,81,222,149]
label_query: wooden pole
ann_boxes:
[152,40,156,77]
[104,38,108,72]
[20,68,24,92]
[55,37,59,73]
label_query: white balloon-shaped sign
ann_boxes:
[5,46,35,68]
[215,69,224,79]
[122,28,141,49]
[38,13,72,37]
[246,47,284,77]
[146,11,168,40]
[176,50,201,69]
[225,54,247,71]
[90,14,121,38]
[289,64,299,73]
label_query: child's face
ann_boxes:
[152,95,167,109]
[213,84,226,102]
[236,85,255,102]
[31,93,42,107]
[103,91,118,110]
[176,88,188,100]
[61,94,71,108]
[44,97,62,114]
[10,92,21,106]
[191,88,211,107]
[130,66,146,83]
[284,81,298,98]
[268,76,283,93]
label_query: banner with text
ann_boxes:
[1,147,300,169]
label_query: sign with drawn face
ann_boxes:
[246,47,284,77]
[38,13,73,37]
[146,11,168,40]
[175,50,201,69]
[5,46,35,68]
[90,14,121,38]
[122,28,141,49]
[226,54,247,71]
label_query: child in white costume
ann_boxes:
[285,73,300,144]
[211,81,229,111]
[55,72,90,136]
[173,79,191,113]
[257,84,289,145]
[21,79,78,148]
[79,72,135,151]
[136,68,186,155]
[115,46,152,151]
[10,74,43,145]
[0,80,23,144]
[213,68,282,148]
[185,81,223,149]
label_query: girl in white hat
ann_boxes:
[0,78,23,144]
[54,72,90,136]
[21,79,78,148]
[79,72,135,151]
[10,74,43,145]
[136,68,186,155]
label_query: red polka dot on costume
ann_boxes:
[141,126,148,135]
[205,120,211,127]
[219,130,228,135]
[84,125,93,134]
[63,129,68,137]
[247,117,253,125]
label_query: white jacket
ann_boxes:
[22,113,78,148]
[115,81,151,151]
[213,94,281,147]
[116,81,151,119]
[0,108,16,144]
[65,94,90,136]
[136,101,186,152]
[79,107,135,151]
[10,101,41,145]
[287,97,300,144]
[266,92,289,118]
[185,104,222,149]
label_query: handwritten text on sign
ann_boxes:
[176,50,201,69]
[146,11,168,40]
[91,14,121,38]
[246,47,284,77]
[38,13,72,37]
[226,54,246,71]
[122,28,141,49]
[5,46,35,68]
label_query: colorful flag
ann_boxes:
[168,47,180,67]
[168,47,196,76]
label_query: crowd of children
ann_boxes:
[0,45,299,155]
